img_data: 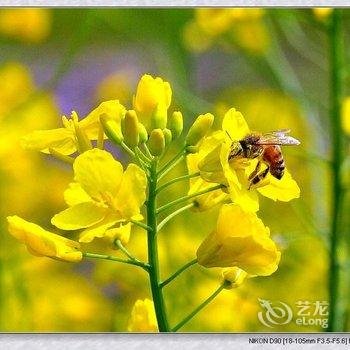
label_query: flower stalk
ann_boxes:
[146,159,170,332]
[156,184,225,214]
[328,8,346,332]
[172,281,229,332]
[160,258,198,288]
[83,252,150,271]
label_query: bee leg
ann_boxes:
[248,166,270,190]
[248,160,262,181]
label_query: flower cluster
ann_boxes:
[183,8,270,55]
[8,73,300,331]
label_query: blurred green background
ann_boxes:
[0,8,349,332]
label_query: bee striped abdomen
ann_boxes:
[263,145,285,180]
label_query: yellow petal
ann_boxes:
[21,128,76,155]
[128,299,158,332]
[197,131,226,178]
[7,216,82,262]
[197,204,280,276]
[220,143,259,212]
[257,169,300,202]
[222,108,250,141]
[216,204,266,239]
[342,97,350,136]
[51,202,107,230]
[221,235,281,276]
[79,213,122,243]
[80,100,126,139]
[73,149,124,202]
[64,183,92,207]
[222,267,248,289]
[113,163,147,219]
[187,153,228,211]
[133,74,172,131]
[105,222,131,247]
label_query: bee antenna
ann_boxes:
[225,130,233,141]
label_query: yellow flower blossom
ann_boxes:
[0,9,51,43]
[197,108,300,212]
[7,216,82,262]
[312,8,333,20]
[222,267,248,289]
[133,74,172,131]
[187,153,229,211]
[51,149,147,243]
[183,9,268,55]
[197,204,281,276]
[22,100,126,155]
[196,8,264,36]
[128,299,158,332]
[0,62,34,117]
[342,97,350,136]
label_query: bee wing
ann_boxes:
[256,130,300,145]
[267,128,291,136]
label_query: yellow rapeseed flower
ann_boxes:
[197,108,300,212]
[196,8,264,36]
[22,100,126,155]
[187,153,229,211]
[222,267,248,289]
[7,216,82,262]
[133,74,172,132]
[183,9,269,55]
[51,149,147,243]
[312,8,333,20]
[0,9,51,43]
[197,204,280,276]
[128,299,158,332]
[342,97,350,136]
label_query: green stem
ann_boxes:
[130,219,152,232]
[157,184,225,215]
[157,203,194,231]
[147,160,170,332]
[158,149,186,180]
[172,282,228,332]
[120,141,135,158]
[156,172,200,194]
[114,240,139,262]
[160,258,198,288]
[141,143,154,160]
[328,9,345,332]
[136,146,152,163]
[83,252,150,271]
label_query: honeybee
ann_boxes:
[228,129,300,189]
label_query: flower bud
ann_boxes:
[123,110,139,148]
[147,129,165,156]
[106,223,131,248]
[186,145,199,154]
[162,128,172,146]
[138,122,148,143]
[186,113,214,146]
[133,74,172,132]
[71,111,92,152]
[222,267,248,289]
[151,103,168,130]
[100,113,124,145]
[168,111,183,139]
